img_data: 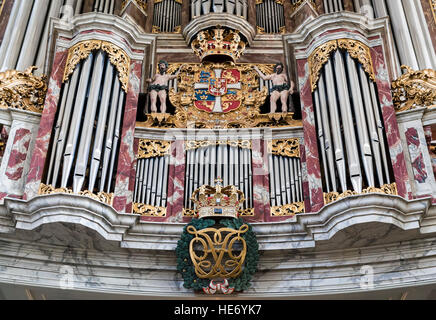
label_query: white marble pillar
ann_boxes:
[385,0,419,70]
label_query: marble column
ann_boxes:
[252,139,269,222]
[0,0,15,44]
[181,0,190,30]
[396,108,436,199]
[166,139,186,223]
[419,0,436,51]
[24,48,69,200]
[370,45,411,199]
[248,0,256,32]
[113,59,143,214]
[297,58,324,213]
[145,0,154,33]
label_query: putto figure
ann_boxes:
[253,63,295,114]
[146,60,184,113]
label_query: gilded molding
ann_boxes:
[271,202,305,217]
[308,39,375,92]
[183,208,255,217]
[138,139,171,159]
[324,183,398,205]
[267,138,300,158]
[121,0,147,11]
[0,66,47,113]
[63,40,131,92]
[185,140,252,151]
[38,183,114,205]
[290,0,316,14]
[133,203,167,217]
[391,65,436,112]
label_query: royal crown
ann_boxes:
[191,27,246,62]
[191,179,245,219]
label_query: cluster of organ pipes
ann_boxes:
[269,154,303,207]
[153,0,182,33]
[184,145,253,210]
[256,0,284,34]
[313,50,393,194]
[133,156,170,208]
[191,0,248,18]
[45,51,126,194]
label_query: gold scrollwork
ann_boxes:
[308,39,375,92]
[268,138,300,158]
[187,224,248,279]
[0,66,47,113]
[63,40,130,92]
[185,140,252,151]
[290,0,316,14]
[38,183,113,205]
[391,65,436,112]
[271,201,305,217]
[138,139,171,159]
[121,0,148,11]
[324,183,398,205]
[183,208,254,217]
[133,203,167,217]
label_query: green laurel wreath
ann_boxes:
[176,218,259,292]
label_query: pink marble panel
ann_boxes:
[165,140,186,223]
[113,60,142,213]
[24,49,69,200]
[405,128,428,184]
[252,139,269,222]
[370,45,411,199]
[6,128,31,181]
[297,58,324,213]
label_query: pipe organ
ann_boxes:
[322,0,344,12]
[191,0,248,18]
[184,142,253,211]
[45,49,126,195]
[256,0,285,34]
[153,0,182,33]
[311,44,393,194]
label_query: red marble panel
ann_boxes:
[24,49,69,200]
[370,45,411,199]
[420,0,436,50]
[0,0,14,43]
[252,139,269,223]
[6,128,31,181]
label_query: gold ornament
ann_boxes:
[391,65,436,112]
[137,139,171,159]
[187,224,248,279]
[271,202,305,217]
[121,0,148,11]
[38,183,114,205]
[290,0,316,14]
[308,39,375,92]
[323,183,398,205]
[268,139,300,158]
[133,203,167,217]
[0,66,47,113]
[63,40,130,92]
[185,140,252,151]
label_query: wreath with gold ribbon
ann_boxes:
[176,218,259,292]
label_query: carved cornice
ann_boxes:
[121,0,148,12]
[290,0,316,14]
[39,183,114,206]
[185,140,252,151]
[138,139,171,159]
[308,39,375,92]
[324,183,398,205]
[0,66,47,113]
[392,65,436,112]
[183,207,254,217]
[267,138,300,158]
[271,202,305,217]
[133,203,167,217]
[63,40,131,92]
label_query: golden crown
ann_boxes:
[191,27,246,62]
[191,179,245,219]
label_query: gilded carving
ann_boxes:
[183,208,254,217]
[63,40,130,92]
[0,66,47,113]
[121,0,148,11]
[271,202,305,217]
[323,183,398,205]
[133,203,167,217]
[431,0,436,24]
[39,183,114,205]
[138,139,171,159]
[391,65,436,112]
[187,224,248,279]
[185,140,252,151]
[290,0,316,14]
[308,39,375,92]
[268,138,300,158]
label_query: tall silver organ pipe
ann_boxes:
[153,0,182,33]
[268,153,304,207]
[313,49,393,195]
[184,144,253,210]
[256,0,284,34]
[45,51,126,194]
[191,0,248,18]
